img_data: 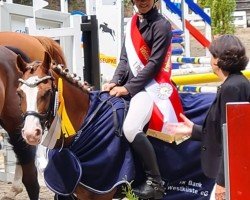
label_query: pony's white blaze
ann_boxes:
[21,76,43,145]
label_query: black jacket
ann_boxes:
[110,7,172,97]
[191,73,250,186]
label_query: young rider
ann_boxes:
[103,0,183,199]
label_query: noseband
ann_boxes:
[18,75,56,130]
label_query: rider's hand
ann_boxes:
[102,82,116,91]
[110,86,129,97]
[166,113,193,137]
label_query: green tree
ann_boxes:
[124,0,131,7]
[123,0,133,17]
[13,0,32,6]
[198,0,212,8]
[198,0,236,35]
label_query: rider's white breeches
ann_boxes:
[123,91,153,143]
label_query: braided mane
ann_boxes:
[51,64,91,93]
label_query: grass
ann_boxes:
[122,181,139,200]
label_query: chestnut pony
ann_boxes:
[16,52,218,200]
[16,52,129,200]
[0,32,66,65]
[0,32,67,199]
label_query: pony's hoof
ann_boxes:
[1,186,23,200]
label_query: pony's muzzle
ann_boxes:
[22,128,42,145]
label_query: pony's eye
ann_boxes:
[40,89,52,100]
[43,79,48,84]
[17,89,24,98]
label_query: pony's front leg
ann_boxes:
[1,164,23,200]
[21,161,40,200]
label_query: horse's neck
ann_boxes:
[57,77,90,132]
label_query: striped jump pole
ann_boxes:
[172,37,184,44]
[171,29,185,57]
[172,66,212,75]
[172,70,250,85]
[171,56,211,69]
[177,85,218,93]
[172,29,184,36]
[162,0,211,56]
[172,48,185,55]
[172,56,211,64]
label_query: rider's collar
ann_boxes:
[138,7,158,21]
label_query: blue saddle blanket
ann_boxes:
[45,91,133,195]
[44,91,216,200]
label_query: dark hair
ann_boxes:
[209,34,249,73]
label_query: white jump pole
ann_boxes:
[60,0,68,13]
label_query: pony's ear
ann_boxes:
[42,51,52,72]
[16,54,28,73]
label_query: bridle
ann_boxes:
[18,75,57,130]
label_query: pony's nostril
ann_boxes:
[35,129,42,137]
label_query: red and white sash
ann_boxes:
[125,15,183,135]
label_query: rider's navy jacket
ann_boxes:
[110,7,172,97]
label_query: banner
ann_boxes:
[95,0,123,82]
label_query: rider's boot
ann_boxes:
[131,132,165,199]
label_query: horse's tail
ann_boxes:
[33,36,67,68]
